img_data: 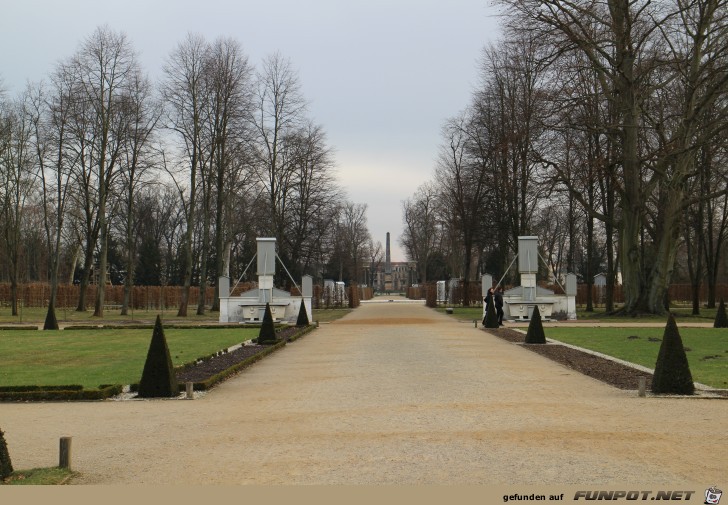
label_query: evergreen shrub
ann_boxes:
[525,305,546,344]
[651,314,694,395]
[714,299,728,328]
[296,300,309,327]
[0,428,13,480]
[137,315,179,398]
[258,303,277,344]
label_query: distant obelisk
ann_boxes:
[384,232,393,291]
[385,232,392,274]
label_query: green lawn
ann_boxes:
[0,327,259,388]
[0,306,351,325]
[433,305,728,389]
[312,308,352,322]
[2,467,74,485]
[435,304,721,322]
[545,326,728,389]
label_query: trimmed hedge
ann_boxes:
[525,306,547,344]
[137,315,178,398]
[257,303,277,344]
[714,298,728,328]
[0,427,12,479]
[296,301,310,326]
[651,314,695,395]
[0,384,123,402]
[61,323,250,331]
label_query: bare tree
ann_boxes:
[401,182,441,283]
[280,122,340,278]
[501,0,728,314]
[117,69,160,315]
[199,37,253,314]
[0,92,35,316]
[434,111,492,305]
[162,33,209,317]
[251,52,307,251]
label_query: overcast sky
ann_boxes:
[0,0,501,263]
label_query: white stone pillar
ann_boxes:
[566,273,577,320]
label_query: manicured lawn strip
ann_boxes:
[1,307,356,324]
[2,467,74,485]
[312,308,352,322]
[434,305,721,322]
[545,327,728,389]
[0,307,220,324]
[0,327,259,388]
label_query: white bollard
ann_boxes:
[638,376,646,397]
[186,382,194,399]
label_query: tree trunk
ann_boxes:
[585,213,594,312]
[196,214,210,316]
[177,228,194,317]
[44,238,62,330]
[76,243,95,312]
[619,199,645,314]
[121,204,135,316]
[644,189,684,315]
[10,281,18,317]
[93,219,108,318]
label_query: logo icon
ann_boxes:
[706,486,722,505]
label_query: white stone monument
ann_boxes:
[219,237,312,324]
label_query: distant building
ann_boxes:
[370,232,416,292]
[372,262,415,292]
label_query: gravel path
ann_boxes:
[2,299,726,485]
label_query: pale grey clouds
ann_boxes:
[0,0,500,260]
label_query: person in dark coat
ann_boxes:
[482,287,494,325]
[494,286,504,325]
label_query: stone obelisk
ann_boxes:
[384,232,393,291]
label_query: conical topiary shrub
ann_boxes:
[484,298,499,328]
[651,314,694,395]
[714,298,728,328]
[296,300,309,327]
[137,315,179,398]
[258,303,277,344]
[43,303,59,330]
[524,305,546,344]
[0,428,13,480]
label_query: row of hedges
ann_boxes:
[0,384,123,402]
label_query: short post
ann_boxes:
[186,382,194,399]
[638,376,646,397]
[473,320,477,328]
[59,436,72,469]
[316,320,319,328]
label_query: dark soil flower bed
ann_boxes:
[175,326,304,384]
[484,327,653,390]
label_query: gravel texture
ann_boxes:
[1,300,727,486]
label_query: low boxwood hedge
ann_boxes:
[0,384,123,402]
